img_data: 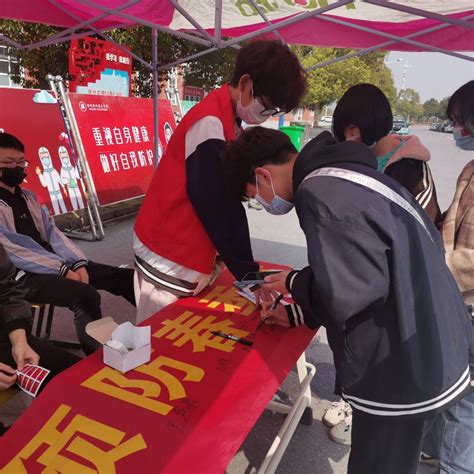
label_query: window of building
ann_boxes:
[0,47,20,88]
[294,108,303,121]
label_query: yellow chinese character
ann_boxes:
[154,310,249,352]
[81,356,204,415]
[199,285,255,315]
[1,404,146,474]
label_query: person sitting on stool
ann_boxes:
[0,132,135,354]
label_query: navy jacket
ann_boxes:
[287,132,471,418]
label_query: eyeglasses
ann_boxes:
[0,160,29,169]
[252,81,289,117]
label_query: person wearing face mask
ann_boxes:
[222,126,471,474]
[0,133,136,355]
[420,80,473,474]
[333,84,442,226]
[133,40,306,322]
[322,83,445,445]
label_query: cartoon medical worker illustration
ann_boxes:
[163,122,173,144]
[35,146,67,215]
[59,146,84,211]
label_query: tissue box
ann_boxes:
[86,317,151,373]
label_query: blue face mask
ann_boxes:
[255,171,294,215]
[41,158,51,167]
[453,128,474,151]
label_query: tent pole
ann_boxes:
[248,0,286,44]
[152,27,160,169]
[49,0,152,69]
[159,47,218,71]
[222,0,353,47]
[365,0,474,30]
[169,0,216,45]
[27,0,139,50]
[314,14,473,61]
[75,0,213,47]
[306,13,474,71]
[0,34,24,49]
[214,0,223,47]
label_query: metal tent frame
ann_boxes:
[0,3,472,470]
[1,1,473,167]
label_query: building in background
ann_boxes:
[0,46,20,87]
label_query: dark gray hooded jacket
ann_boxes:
[285,132,471,418]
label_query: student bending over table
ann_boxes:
[222,126,471,474]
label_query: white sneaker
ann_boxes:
[322,399,352,427]
[328,415,352,446]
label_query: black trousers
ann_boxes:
[21,261,135,354]
[349,409,427,474]
[0,335,80,431]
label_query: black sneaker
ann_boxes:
[420,451,439,467]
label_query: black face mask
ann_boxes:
[0,167,27,187]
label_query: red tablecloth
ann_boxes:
[0,267,316,473]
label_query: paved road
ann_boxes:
[22,125,471,473]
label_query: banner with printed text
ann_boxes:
[68,93,176,206]
[0,267,317,473]
[0,87,84,216]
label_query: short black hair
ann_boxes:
[230,41,307,113]
[333,83,393,146]
[447,80,474,135]
[223,126,296,201]
[0,132,24,152]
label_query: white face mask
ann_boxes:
[255,171,294,215]
[236,88,267,125]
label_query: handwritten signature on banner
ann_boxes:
[2,288,257,471]
[1,404,147,473]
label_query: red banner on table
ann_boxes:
[69,36,132,97]
[69,93,176,206]
[0,268,316,473]
[0,87,84,216]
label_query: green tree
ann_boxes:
[294,47,396,111]
[0,20,237,95]
[438,96,450,120]
[395,88,424,122]
[423,98,440,119]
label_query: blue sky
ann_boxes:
[386,51,473,103]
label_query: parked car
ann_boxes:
[442,120,454,133]
[429,121,441,131]
[392,116,410,135]
[317,116,333,128]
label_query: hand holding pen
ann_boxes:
[257,293,284,330]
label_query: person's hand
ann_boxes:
[11,341,40,371]
[253,286,279,307]
[260,301,291,327]
[9,329,40,371]
[75,266,89,284]
[0,363,17,390]
[65,269,81,282]
[262,270,291,295]
[35,166,41,175]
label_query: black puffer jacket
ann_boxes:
[0,244,30,343]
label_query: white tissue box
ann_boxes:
[86,317,151,373]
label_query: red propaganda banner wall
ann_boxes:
[68,93,176,206]
[0,87,85,216]
[0,267,317,473]
[69,36,132,97]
